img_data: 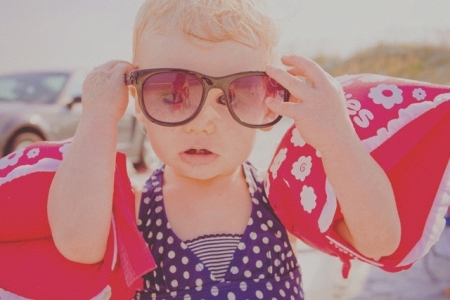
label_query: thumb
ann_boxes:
[265,97,303,120]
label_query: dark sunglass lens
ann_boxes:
[142,72,203,124]
[229,75,285,126]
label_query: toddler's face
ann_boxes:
[133,27,268,180]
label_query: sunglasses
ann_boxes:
[125,68,289,128]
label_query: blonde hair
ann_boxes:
[133,0,279,63]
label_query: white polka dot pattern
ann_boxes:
[135,162,303,299]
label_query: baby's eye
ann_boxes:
[163,92,184,105]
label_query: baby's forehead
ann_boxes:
[134,29,267,76]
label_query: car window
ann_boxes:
[0,79,16,100]
[42,76,67,95]
[65,71,87,100]
[0,72,69,104]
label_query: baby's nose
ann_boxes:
[182,90,223,133]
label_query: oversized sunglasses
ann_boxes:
[125,68,289,128]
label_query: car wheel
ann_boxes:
[7,131,44,154]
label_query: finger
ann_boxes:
[286,68,316,89]
[111,61,136,72]
[265,97,305,120]
[287,61,340,93]
[281,55,328,87]
[287,68,301,76]
[266,65,313,102]
[110,62,137,85]
[82,61,135,103]
[87,61,131,85]
[90,61,137,91]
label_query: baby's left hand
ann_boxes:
[265,55,355,153]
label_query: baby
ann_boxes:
[48,1,401,298]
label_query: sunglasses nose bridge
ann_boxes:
[202,77,228,102]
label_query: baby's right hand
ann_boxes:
[81,60,136,125]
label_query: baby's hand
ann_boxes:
[265,55,354,153]
[82,60,136,124]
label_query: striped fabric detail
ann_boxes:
[185,234,242,281]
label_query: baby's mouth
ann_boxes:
[180,148,218,165]
[185,149,212,155]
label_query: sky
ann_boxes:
[0,0,449,74]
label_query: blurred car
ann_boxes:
[0,70,151,169]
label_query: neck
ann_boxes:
[163,164,245,197]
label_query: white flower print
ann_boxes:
[290,129,306,147]
[270,148,287,179]
[412,88,426,101]
[368,84,403,109]
[26,148,40,159]
[91,285,112,300]
[291,156,312,182]
[300,185,317,213]
[0,149,24,170]
[59,143,71,157]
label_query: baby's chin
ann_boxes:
[165,162,244,183]
[179,149,219,167]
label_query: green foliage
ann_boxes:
[315,43,450,85]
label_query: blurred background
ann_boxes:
[1,0,450,80]
[1,1,449,299]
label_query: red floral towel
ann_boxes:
[0,140,156,299]
[267,74,450,277]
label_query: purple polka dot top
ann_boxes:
[135,162,304,299]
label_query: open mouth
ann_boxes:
[180,148,218,165]
[185,149,212,155]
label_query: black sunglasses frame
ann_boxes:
[125,68,289,128]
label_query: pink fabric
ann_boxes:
[267,74,450,277]
[0,141,156,299]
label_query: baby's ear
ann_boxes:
[129,86,147,124]
[128,85,137,99]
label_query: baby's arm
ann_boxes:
[48,61,136,264]
[266,55,401,260]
